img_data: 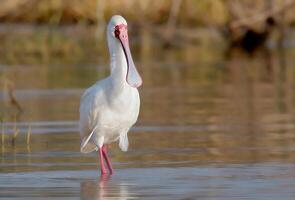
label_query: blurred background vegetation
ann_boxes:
[0,0,294,26]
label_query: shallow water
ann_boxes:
[1,26,295,199]
[1,165,295,200]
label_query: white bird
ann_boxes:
[79,15,142,175]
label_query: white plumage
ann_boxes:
[78,16,142,175]
[79,77,140,152]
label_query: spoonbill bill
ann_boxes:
[79,15,142,175]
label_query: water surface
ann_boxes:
[0,26,295,199]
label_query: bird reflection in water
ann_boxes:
[80,175,134,200]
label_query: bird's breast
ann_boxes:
[98,87,140,130]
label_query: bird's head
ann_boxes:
[107,15,142,88]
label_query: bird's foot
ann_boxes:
[101,169,107,176]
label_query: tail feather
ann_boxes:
[119,132,129,152]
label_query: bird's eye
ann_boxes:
[114,26,120,38]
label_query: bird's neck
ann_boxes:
[109,44,128,91]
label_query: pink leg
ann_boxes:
[102,145,114,174]
[98,147,107,175]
